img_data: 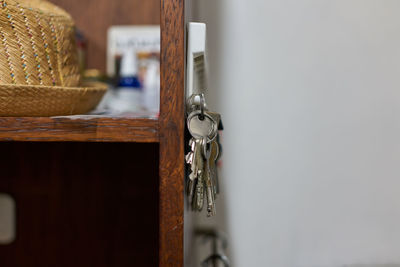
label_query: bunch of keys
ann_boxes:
[186,94,222,217]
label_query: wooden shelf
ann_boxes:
[0,116,159,143]
[0,0,186,266]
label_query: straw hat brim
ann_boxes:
[0,82,108,117]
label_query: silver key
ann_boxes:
[208,139,220,197]
[187,110,218,143]
[193,137,208,211]
[186,138,196,202]
[202,139,216,216]
[202,111,221,196]
[187,138,203,203]
[185,138,196,165]
[193,168,204,211]
[186,95,222,215]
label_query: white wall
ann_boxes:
[194,1,400,266]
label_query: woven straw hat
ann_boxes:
[0,0,107,116]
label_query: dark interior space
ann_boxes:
[0,142,159,267]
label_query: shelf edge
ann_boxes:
[0,117,159,143]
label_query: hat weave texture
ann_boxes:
[0,0,107,116]
[0,0,80,87]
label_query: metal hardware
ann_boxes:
[196,228,230,267]
[201,254,230,267]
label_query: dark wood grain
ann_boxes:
[0,142,159,267]
[0,117,158,143]
[49,0,160,72]
[183,1,196,266]
[159,0,185,266]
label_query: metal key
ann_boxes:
[193,168,204,211]
[187,138,203,204]
[202,140,216,216]
[208,139,220,197]
[185,138,196,202]
[185,138,195,165]
[194,137,210,211]
[187,110,218,143]
[186,94,222,215]
[202,111,221,196]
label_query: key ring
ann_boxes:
[199,93,206,120]
[186,93,207,119]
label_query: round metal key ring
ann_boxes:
[203,138,219,162]
[186,93,208,115]
[199,93,206,120]
[187,110,218,143]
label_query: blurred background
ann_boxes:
[193,0,400,266]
